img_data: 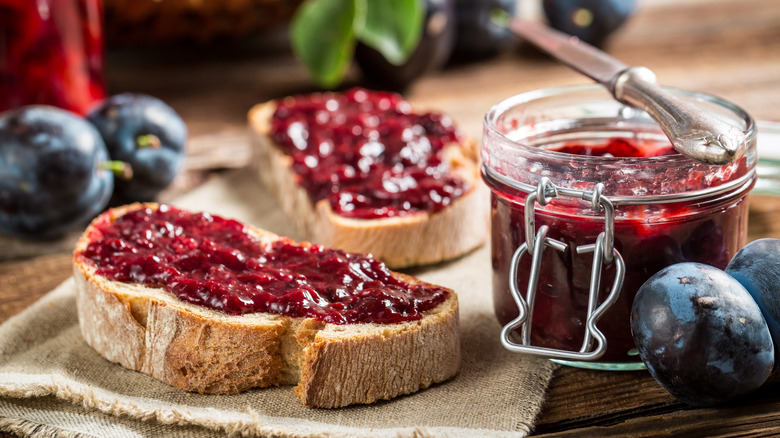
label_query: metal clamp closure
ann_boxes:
[500,178,626,361]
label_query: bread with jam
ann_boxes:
[73,203,460,408]
[248,88,487,269]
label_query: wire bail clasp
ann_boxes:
[500,178,626,362]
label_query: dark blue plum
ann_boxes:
[449,0,515,62]
[0,106,113,238]
[726,239,780,373]
[87,93,187,202]
[543,0,636,47]
[355,0,456,91]
[631,262,774,406]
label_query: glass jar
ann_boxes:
[482,85,757,370]
[0,0,106,115]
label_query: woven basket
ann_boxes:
[103,0,303,45]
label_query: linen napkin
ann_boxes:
[0,170,557,437]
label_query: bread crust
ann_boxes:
[248,100,488,269]
[73,204,460,408]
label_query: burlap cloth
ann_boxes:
[0,170,557,437]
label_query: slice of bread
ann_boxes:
[73,203,460,408]
[248,94,487,269]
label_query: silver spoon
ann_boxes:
[509,19,747,165]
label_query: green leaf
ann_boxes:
[290,0,363,88]
[357,0,425,66]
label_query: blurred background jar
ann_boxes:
[0,0,106,115]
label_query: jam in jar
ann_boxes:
[482,85,757,369]
[0,0,106,115]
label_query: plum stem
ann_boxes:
[99,161,133,179]
[136,134,161,149]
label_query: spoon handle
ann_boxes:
[509,18,747,165]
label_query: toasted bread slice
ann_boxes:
[73,203,460,408]
[248,96,487,269]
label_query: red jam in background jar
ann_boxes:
[482,85,757,367]
[76,205,450,325]
[270,88,469,219]
[0,0,106,115]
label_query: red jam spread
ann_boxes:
[77,205,450,324]
[546,138,677,157]
[488,139,752,362]
[270,88,469,219]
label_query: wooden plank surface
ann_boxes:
[1,0,780,436]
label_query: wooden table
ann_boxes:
[2,0,780,435]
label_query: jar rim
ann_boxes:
[483,84,756,165]
[482,84,757,202]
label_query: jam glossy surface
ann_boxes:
[77,205,450,324]
[0,0,106,115]
[270,88,469,219]
[546,138,677,158]
[487,140,753,362]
